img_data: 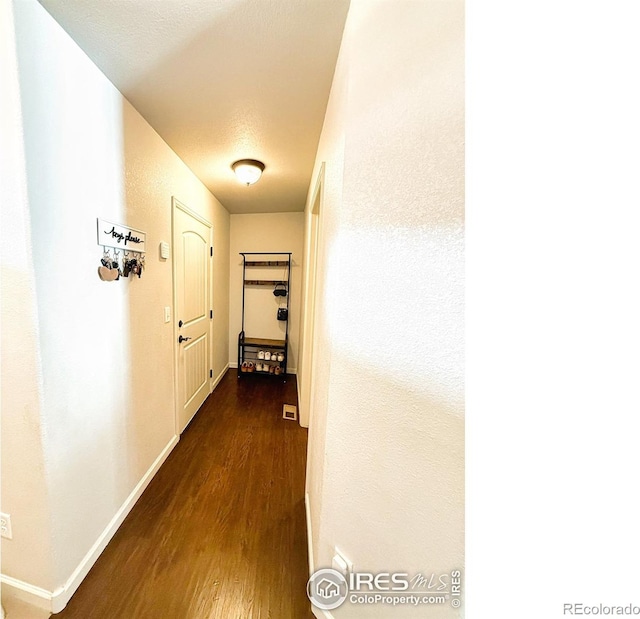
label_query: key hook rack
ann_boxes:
[97,218,147,282]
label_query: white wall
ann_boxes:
[2,0,229,610]
[0,0,56,597]
[300,1,464,617]
[229,213,304,372]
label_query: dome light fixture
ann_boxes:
[231,159,265,186]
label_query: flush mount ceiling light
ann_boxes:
[231,159,265,186]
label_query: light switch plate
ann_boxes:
[160,241,170,260]
[164,307,171,323]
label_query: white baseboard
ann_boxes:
[306,493,334,619]
[51,434,179,612]
[296,374,309,428]
[211,363,229,392]
[1,434,179,614]
[0,575,52,612]
[304,492,333,619]
[305,492,314,576]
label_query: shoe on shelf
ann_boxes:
[264,351,271,361]
[256,362,263,372]
[241,362,248,373]
[269,364,275,374]
[248,362,255,372]
[258,350,265,360]
[274,366,281,376]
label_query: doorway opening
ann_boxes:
[300,163,324,429]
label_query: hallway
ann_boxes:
[3,1,465,617]
[54,371,311,619]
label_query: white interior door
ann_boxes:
[173,198,212,434]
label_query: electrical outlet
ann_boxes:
[332,547,353,578]
[1,512,12,539]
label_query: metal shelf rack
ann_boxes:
[237,252,291,381]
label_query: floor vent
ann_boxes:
[283,404,297,421]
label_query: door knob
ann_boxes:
[178,335,192,343]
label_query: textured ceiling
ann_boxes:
[37,0,350,213]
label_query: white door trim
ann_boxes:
[302,163,325,430]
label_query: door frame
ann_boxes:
[300,163,325,429]
[171,196,213,436]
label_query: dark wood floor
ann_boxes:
[54,371,312,619]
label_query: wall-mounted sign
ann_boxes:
[97,219,146,252]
